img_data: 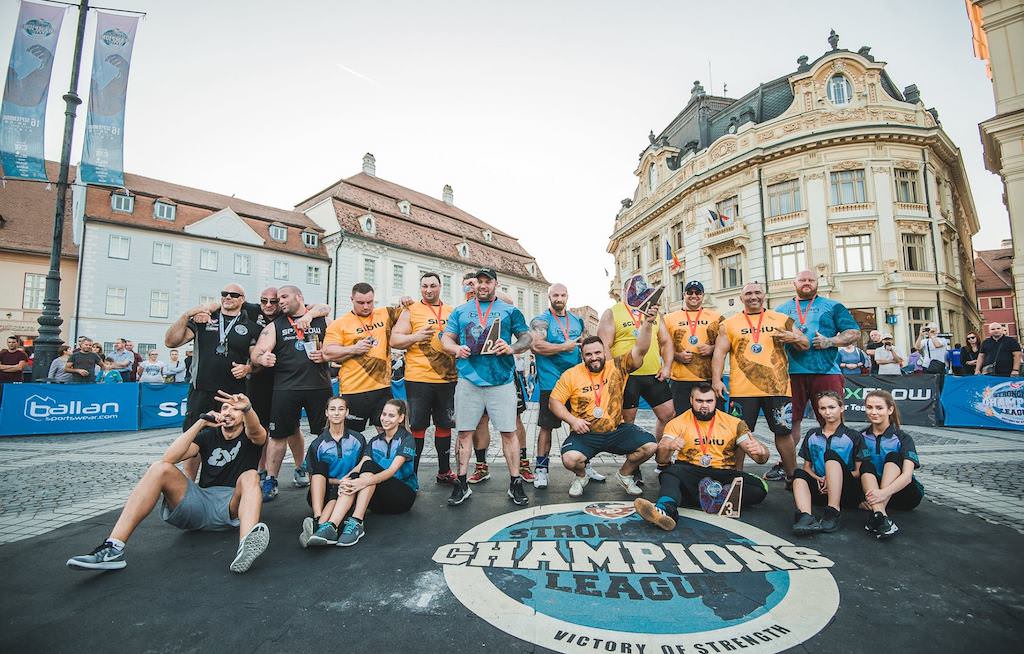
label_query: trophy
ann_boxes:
[718,477,744,518]
[479,316,503,355]
[624,274,664,313]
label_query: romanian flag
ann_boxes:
[665,239,682,271]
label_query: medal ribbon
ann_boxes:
[286,315,305,342]
[743,311,765,347]
[550,309,571,342]
[424,300,445,328]
[586,368,606,418]
[475,298,495,330]
[628,307,644,333]
[354,309,378,340]
[794,296,815,328]
[219,312,241,351]
[692,413,717,458]
[684,308,703,344]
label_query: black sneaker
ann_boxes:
[633,469,645,487]
[792,512,822,536]
[865,511,884,534]
[763,462,786,481]
[820,507,841,533]
[508,478,529,506]
[447,481,472,506]
[875,514,899,540]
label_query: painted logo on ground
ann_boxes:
[433,502,839,654]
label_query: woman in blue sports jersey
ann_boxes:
[858,389,924,540]
[330,399,418,547]
[791,391,864,536]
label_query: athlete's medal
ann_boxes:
[629,307,644,339]
[587,367,607,422]
[794,295,815,335]
[689,336,699,345]
[684,308,703,349]
[215,345,226,355]
[632,329,639,337]
[743,310,765,355]
[693,412,717,468]
[593,407,604,418]
[217,312,241,357]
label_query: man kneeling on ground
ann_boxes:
[635,383,770,530]
[547,306,660,499]
[67,391,270,573]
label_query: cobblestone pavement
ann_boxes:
[2,405,1022,544]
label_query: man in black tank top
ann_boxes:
[252,285,332,502]
[241,286,331,489]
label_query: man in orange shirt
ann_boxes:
[322,283,407,432]
[390,272,458,483]
[635,383,770,530]
[664,280,724,415]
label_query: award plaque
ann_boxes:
[717,477,744,518]
[479,316,503,355]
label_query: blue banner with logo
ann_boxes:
[941,375,1024,431]
[79,11,139,186]
[0,382,138,436]
[0,1,65,180]
[139,382,188,429]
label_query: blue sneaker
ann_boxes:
[261,476,278,502]
[308,522,338,546]
[292,467,309,488]
[336,517,365,547]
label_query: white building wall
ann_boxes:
[76,223,328,352]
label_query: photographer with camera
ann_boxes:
[915,323,949,375]
[872,334,905,375]
[976,322,1022,377]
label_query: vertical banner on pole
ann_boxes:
[79,12,138,186]
[0,1,65,181]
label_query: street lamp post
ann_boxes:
[32,0,90,380]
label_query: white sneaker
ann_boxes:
[616,472,643,496]
[568,475,590,498]
[230,522,270,573]
[533,468,549,489]
[585,463,606,482]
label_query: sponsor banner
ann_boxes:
[435,502,839,654]
[941,375,1024,431]
[841,374,939,427]
[0,1,65,180]
[79,12,139,186]
[139,382,188,430]
[0,382,138,436]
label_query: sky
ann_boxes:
[0,0,1009,312]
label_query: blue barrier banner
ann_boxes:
[941,375,1024,431]
[139,382,188,430]
[79,11,139,186]
[0,1,65,180]
[0,382,138,436]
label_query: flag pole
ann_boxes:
[33,0,90,380]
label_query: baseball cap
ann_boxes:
[684,280,705,293]
[475,268,498,280]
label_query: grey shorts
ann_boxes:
[455,378,517,433]
[160,479,238,532]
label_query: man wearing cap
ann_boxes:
[872,334,905,375]
[441,269,533,507]
[774,270,860,482]
[598,278,674,485]
[665,281,724,415]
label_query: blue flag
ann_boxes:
[0,1,65,181]
[80,12,139,186]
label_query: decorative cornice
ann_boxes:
[832,160,862,170]
[829,219,876,235]
[766,228,809,246]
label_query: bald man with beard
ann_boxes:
[712,282,808,479]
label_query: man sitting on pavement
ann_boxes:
[67,391,270,574]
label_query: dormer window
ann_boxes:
[457,242,469,258]
[827,74,852,106]
[111,192,134,214]
[482,229,493,243]
[153,200,176,221]
[360,214,376,235]
[397,200,411,216]
[302,231,319,247]
[526,262,537,277]
[269,224,288,242]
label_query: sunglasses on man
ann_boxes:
[260,298,279,305]
[221,291,243,299]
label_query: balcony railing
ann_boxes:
[829,202,873,214]
[765,210,806,228]
[895,202,927,214]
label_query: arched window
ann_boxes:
[827,74,852,105]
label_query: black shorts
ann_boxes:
[270,387,331,438]
[728,396,791,437]
[247,373,274,429]
[538,390,564,430]
[343,387,392,432]
[306,481,340,507]
[671,379,724,416]
[561,423,655,460]
[354,459,416,514]
[860,452,925,511]
[659,462,768,509]
[514,372,527,415]
[623,374,673,410]
[183,388,219,431]
[405,381,456,431]
[792,453,862,509]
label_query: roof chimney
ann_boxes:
[362,153,376,176]
[442,184,454,205]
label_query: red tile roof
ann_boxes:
[296,172,545,281]
[975,248,1013,292]
[0,161,78,258]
